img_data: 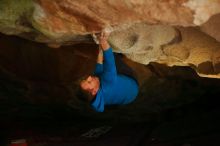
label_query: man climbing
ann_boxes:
[79,32,139,112]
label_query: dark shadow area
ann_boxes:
[0,62,220,146]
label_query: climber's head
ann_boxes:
[77,75,100,102]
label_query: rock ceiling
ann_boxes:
[1,0,220,78]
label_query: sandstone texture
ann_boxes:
[201,13,220,43]
[1,0,220,45]
[1,0,220,79]
[108,23,220,78]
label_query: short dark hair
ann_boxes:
[76,75,94,102]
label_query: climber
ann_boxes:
[78,31,139,112]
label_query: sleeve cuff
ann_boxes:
[103,47,112,56]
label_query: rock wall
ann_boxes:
[108,24,220,78]
[201,13,220,43]
[1,0,220,45]
[1,0,220,78]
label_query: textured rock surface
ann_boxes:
[201,13,220,43]
[1,0,220,79]
[163,27,220,78]
[1,0,220,45]
[109,23,179,64]
[109,25,220,78]
[183,0,220,25]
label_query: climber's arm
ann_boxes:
[97,47,103,64]
[94,47,104,75]
[99,32,117,79]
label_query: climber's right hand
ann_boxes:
[99,32,110,51]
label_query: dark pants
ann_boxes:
[114,53,139,85]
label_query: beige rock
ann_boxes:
[0,0,194,44]
[183,0,220,25]
[1,0,220,78]
[108,24,220,78]
[1,0,220,45]
[108,23,178,64]
[33,0,193,35]
[200,13,220,42]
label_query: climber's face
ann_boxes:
[80,75,100,96]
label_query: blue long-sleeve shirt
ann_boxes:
[91,48,139,112]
